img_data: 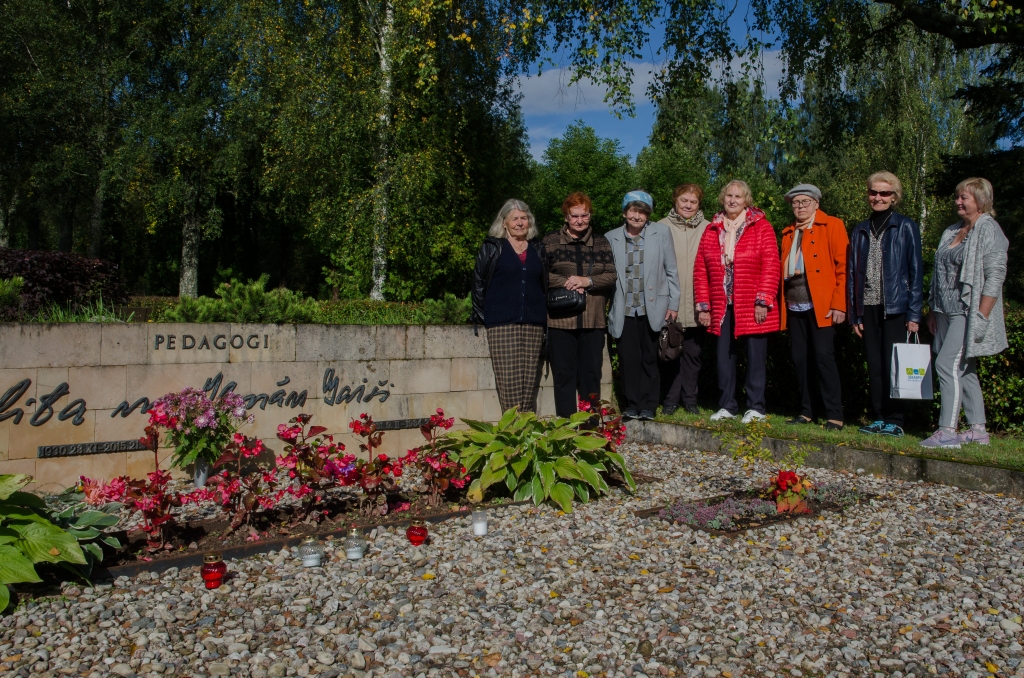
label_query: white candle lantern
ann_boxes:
[472,510,488,536]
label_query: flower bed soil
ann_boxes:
[636,489,869,537]
[95,471,663,573]
[101,492,509,569]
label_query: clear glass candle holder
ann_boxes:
[298,538,324,567]
[344,526,367,560]
[471,510,488,536]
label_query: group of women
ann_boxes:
[471,173,1009,449]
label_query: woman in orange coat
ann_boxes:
[779,184,849,430]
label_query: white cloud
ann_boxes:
[711,50,788,99]
[514,62,661,116]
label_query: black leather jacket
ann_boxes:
[471,236,547,328]
[847,211,924,324]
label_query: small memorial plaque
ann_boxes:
[374,418,432,431]
[38,440,149,459]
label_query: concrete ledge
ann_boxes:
[626,419,1024,499]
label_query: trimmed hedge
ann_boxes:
[0,248,127,320]
[146,283,473,325]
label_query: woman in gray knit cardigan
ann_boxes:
[922,177,1009,449]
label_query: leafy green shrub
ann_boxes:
[160,275,321,323]
[976,308,1024,436]
[0,475,88,611]
[0,276,23,308]
[441,408,636,513]
[417,293,472,324]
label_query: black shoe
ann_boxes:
[623,408,639,420]
[824,421,844,431]
[639,410,656,420]
[787,416,813,425]
[662,404,677,416]
[685,404,700,415]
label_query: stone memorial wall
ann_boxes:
[0,324,612,491]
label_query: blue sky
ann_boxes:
[515,10,784,162]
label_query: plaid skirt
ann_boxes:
[486,323,544,414]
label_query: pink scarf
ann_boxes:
[721,209,747,265]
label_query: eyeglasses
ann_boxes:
[790,199,816,208]
[568,213,590,220]
[868,190,895,197]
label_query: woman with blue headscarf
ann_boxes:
[606,190,681,419]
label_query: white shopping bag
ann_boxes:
[890,333,933,400]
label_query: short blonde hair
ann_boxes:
[718,180,753,209]
[489,199,538,239]
[866,171,903,205]
[955,177,995,216]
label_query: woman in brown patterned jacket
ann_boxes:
[542,192,618,417]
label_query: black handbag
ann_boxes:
[658,321,686,361]
[546,241,593,314]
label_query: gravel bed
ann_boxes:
[4,443,1024,678]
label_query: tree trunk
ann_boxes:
[88,41,110,259]
[369,0,394,301]
[87,161,106,258]
[918,133,928,233]
[179,213,200,297]
[88,128,107,258]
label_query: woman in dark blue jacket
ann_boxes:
[847,171,923,437]
[471,199,547,414]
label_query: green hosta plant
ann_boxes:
[45,487,122,578]
[0,475,87,611]
[442,408,636,513]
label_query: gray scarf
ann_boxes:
[666,208,706,228]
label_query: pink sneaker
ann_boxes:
[958,426,990,446]
[919,428,961,449]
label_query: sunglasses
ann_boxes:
[868,190,895,197]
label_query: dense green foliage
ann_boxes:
[0,0,666,301]
[525,122,639,233]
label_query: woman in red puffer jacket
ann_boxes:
[694,180,781,424]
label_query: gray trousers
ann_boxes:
[933,313,986,428]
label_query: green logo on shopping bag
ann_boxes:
[905,368,925,376]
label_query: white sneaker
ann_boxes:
[741,409,767,424]
[709,408,735,421]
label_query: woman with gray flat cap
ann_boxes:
[606,190,680,420]
[779,184,849,430]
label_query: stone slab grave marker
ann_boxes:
[0,323,612,490]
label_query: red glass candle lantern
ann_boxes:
[201,553,227,589]
[406,519,428,546]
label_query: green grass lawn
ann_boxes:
[654,407,1024,472]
